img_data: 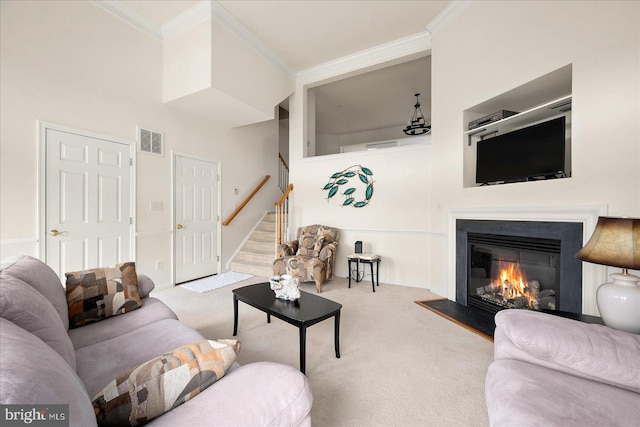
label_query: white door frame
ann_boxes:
[38,121,136,264]
[171,151,222,285]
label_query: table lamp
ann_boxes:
[576,216,640,333]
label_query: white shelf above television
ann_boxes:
[464,94,572,146]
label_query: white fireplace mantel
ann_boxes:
[447,205,608,316]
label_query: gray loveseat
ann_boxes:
[485,309,640,426]
[0,256,313,426]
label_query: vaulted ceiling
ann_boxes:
[121,0,449,72]
[112,1,452,134]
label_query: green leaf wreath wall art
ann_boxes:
[322,165,374,208]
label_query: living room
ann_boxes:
[1,1,639,426]
[2,1,638,302]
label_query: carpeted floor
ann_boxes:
[179,271,253,292]
[153,276,494,427]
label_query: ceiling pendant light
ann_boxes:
[403,93,431,136]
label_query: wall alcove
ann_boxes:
[463,64,573,188]
[306,56,431,157]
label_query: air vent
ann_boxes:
[366,141,398,150]
[138,128,164,156]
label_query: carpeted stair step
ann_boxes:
[230,212,278,278]
[257,219,276,232]
[244,239,274,253]
[229,260,273,278]
[235,249,274,263]
[251,229,274,242]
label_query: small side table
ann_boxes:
[347,254,381,292]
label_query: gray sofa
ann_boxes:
[486,309,640,426]
[0,255,313,426]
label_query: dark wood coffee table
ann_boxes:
[233,282,342,374]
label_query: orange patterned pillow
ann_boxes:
[65,262,141,328]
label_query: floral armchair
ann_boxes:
[273,225,340,293]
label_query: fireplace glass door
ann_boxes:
[467,233,561,314]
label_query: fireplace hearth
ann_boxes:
[457,220,583,315]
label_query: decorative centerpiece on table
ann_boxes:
[269,275,301,301]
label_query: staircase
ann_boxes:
[229,212,277,278]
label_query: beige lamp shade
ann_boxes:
[576,217,640,270]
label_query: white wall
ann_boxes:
[289,144,433,287]
[0,1,280,289]
[163,20,212,102]
[210,19,293,119]
[290,74,434,287]
[429,1,640,306]
[318,131,429,156]
[163,10,294,126]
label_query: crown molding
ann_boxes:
[209,1,295,78]
[91,0,162,40]
[91,0,211,42]
[427,0,474,37]
[91,1,294,78]
[90,0,469,87]
[297,31,431,86]
[296,0,471,86]
[163,0,212,40]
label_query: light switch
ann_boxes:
[150,201,163,211]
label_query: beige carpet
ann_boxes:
[153,276,494,427]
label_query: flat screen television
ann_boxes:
[476,116,566,184]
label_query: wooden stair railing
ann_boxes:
[275,183,294,250]
[222,175,270,226]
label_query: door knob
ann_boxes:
[49,229,68,236]
[176,224,183,229]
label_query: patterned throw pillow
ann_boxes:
[92,339,240,426]
[65,262,141,328]
[297,234,324,257]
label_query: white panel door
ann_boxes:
[45,128,132,277]
[174,155,219,283]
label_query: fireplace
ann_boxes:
[457,220,583,314]
[468,233,561,314]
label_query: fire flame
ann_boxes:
[494,261,529,300]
